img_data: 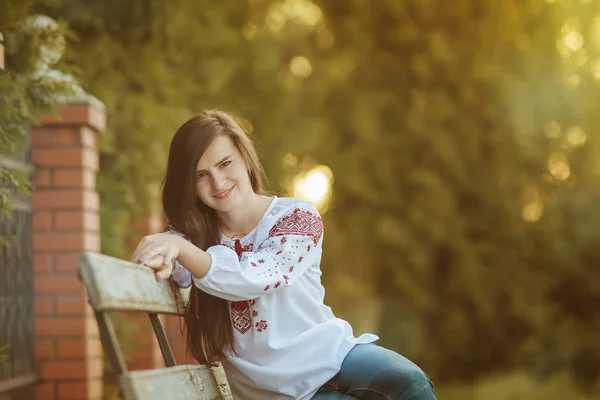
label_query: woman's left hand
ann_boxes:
[131,233,184,278]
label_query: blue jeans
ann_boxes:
[311,344,436,400]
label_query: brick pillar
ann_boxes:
[32,102,105,400]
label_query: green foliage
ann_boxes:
[306,0,600,391]
[0,344,9,366]
[0,0,75,217]
[0,71,33,216]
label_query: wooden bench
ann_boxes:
[78,252,233,400]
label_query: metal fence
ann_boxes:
[0,158,36,399]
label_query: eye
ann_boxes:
[196,172,207,180]
[221,160,232,168]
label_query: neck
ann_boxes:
[217,193,270,238]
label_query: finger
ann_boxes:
[133,242,157,263]
[130,237,148,262]
[139,244,168,264]
[131,237,155,262]
[155,264,172,282]
[142,255,165,269]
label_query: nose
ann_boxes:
[210,171,226,191]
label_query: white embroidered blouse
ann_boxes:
[170,197,378,400]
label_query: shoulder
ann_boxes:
[267,198,323,243]
[268,197,320,218]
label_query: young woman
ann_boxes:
[131,110,436,400]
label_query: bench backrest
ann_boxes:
[79,252,233,400]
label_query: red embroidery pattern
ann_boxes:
[298,256,304,263]
[307,244,311,252]
[264,285,270,291]
[255,320,268,332]
[275,281,281,288]
[251,262,257,267]
[230,301,252,334]
[283,275,289,284]
[269,208,323,245]
[233,240,254,259]
[289,266,294,273]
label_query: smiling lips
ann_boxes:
[214,185,235,200]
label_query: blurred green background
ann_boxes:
[2,0,600,398]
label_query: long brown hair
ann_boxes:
[162,110,266,365]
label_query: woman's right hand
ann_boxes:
[135,254,174,282]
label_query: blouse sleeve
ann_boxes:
[164,223,193,288]
[192,203,324,301]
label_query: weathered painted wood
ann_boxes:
[96,310,127,375]
[79,251,232,400]
[79,251,187,314]
[149,313,177,367]
[119,365,233,400]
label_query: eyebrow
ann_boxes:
[196,156,232,175]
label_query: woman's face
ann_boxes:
[195,135,253,213]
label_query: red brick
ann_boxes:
[35,317,86,338]
[31,148,97,169]
[31,128,53,146]
[54,253,80,274]
[89,378,103,399]
[33,211,53,230]
[32,189,99,211]
[57,381,101,399]
[49,128,79,146]
[40,104,106,132]
[32,168,52,188]
[35,297,55,315]
[39,361,87,380]
[84,231,100,252]
[55,211,99,231]
[80,127,97,149]
[88,357,103,378]
[56,297,87,316]
[35,275,83,295]
[53,168,96,189]
[86,316,100,337]
[34,253,54,273]
[35,340,54,360]
[85,302,95,317]
[86,378,103,399]
[57,382,85,399]
[56,338,102,359]
[36,382,55,400]
[31,127,80,147]
[33,233,84,251]
[87,338,102,357]
[40,358,102,380]
[56,339,86,358]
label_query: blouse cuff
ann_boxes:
[171,261,192,288]
[192,246,220,285]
